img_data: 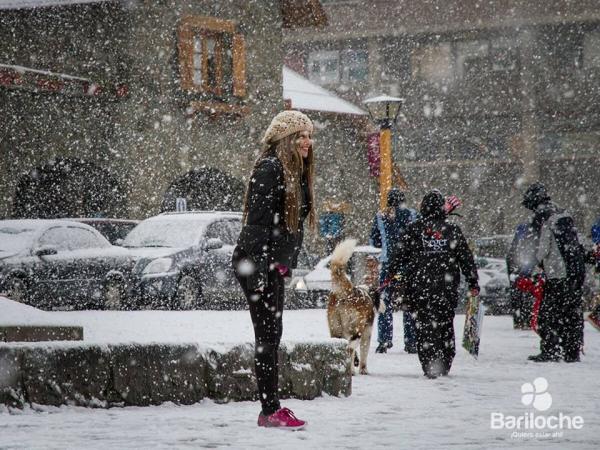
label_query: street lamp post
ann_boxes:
[363,95,404,210]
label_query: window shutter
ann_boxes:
[178,22,194,90]
[232,33,246,98]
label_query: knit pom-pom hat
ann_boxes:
[261,110,313,144]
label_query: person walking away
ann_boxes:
[389,190,479,378]
[232,110,316,429]
[522,182,586,362]
[506,222,539,329]
[369,188,419,353]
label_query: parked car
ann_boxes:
[65,218,140,245]
[121,211,244,310]
[292,245,381,308]
[473,235,512,259]
[285,247,320,308]
[458,256,511,314]
[0,219,133,310]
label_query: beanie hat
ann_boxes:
[386,188,405,208]
[420,189,445,218]
[522,182,550,211]
[261,110,313,144]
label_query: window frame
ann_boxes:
[583,30,600,69]
[178,15,246,100]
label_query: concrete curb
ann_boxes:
[0,341,351,408]
[0,325,83,342]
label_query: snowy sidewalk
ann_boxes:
[1,310,599,449]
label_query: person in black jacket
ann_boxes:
[232,110,315,430]
[522,182,586,362]
[389,190,479,379]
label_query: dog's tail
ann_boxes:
[330,238,356,294]
[368,287,387,314]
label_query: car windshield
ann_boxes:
[122,217,208,248]
[0,225,37,254]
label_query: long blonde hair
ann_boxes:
[243,132,315,233]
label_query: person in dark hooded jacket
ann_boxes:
[521,182,586,363]
[369,188,419,354]
[388,190,479,378]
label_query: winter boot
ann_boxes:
[376,341,393,354]
[527,353,561,362]
[257,408,306,430]
[563,354,581,363]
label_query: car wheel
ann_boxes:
[175,275,201,310]
[5,277,28,304]
[104,279,125,310]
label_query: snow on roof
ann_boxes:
[283,66,366,116]
[0,0,110,9]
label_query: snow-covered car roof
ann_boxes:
[122,211,242,249]
[64,217,141,224]
[158,210,242,219]
[0,219,112,256]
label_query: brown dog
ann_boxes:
[327,239,385,375]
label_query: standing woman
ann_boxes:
[232,110,315,429]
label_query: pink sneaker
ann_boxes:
[257,408,306,430]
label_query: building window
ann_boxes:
[455,41,488,79]
[340,49,368,82]
[178,16,246,99]
[411,44,453,83]
[308,48,368,85]
[308,50,339,84]
[490,37,518,72]
[583,30,600,68]
[455,38,518,78]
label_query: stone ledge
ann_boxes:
[0,325,84,342]
[0,341,351,408]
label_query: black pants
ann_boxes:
[414,294,456,377]
[538,279,583,360]
[233,250,284,416]
[510,285,533,329]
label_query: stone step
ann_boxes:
[0,341,351,408]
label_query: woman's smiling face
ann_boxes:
[296,131,313,158]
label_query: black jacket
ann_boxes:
[533,202,586,288]
[389,216,479,308]
[235,154,306,270]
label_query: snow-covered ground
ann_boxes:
[1,308,599,449]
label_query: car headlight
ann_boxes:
[142,257,173,275]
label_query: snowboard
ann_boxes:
[462,294,486,359]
